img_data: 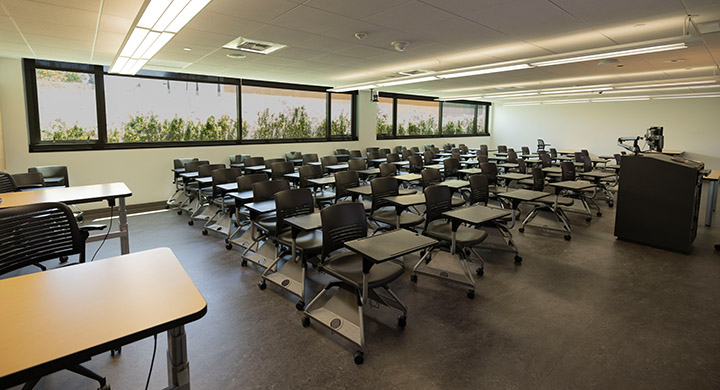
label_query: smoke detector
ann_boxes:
[391,41,409,52]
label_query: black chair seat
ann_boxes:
[424,221,487,246]
[256,216,277,233]
[371,209,424,227]
[322,252,405,289]
[338,198,372,211]
[451,196,466,207]
[518,178,534,186]
[277,229,323,252]
[486,205,520,221]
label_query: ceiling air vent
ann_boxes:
[222,37,287,55]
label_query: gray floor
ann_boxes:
[7,192,720,390]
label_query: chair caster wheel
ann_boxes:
[241,259,248,267]
[165,205,169,209]
[518,227,525,233]
[202,229,208,236]
[225,238,230,243]
[410,274,418,283]
[258,281,266,290]
[77,215,83,222]
[226,243,232,250]
[296,301,304,311]
[514,255,522,263]
[177,210,182,215]
[609,203,614,208]
[467,290,475,299]
[353,350,364,365]
[301,316,310,327]
[110,347,121,356]
[476,267,484,276]
[585,217,592,222]
[188,220,194,226]
[597,212,602,217]
[59,256,68,263]
[398,315,407,328]
[564,235,571,241]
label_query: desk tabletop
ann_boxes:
[172,168,186,173]
[443,204,510,224]
[579,171,616,179]
[542,167,562,174]
[245,199,276,214]
[395,173,422,181]
[227,190,254,202]
[216,182,238,192]
[498,173,532,180]
[459,168,483,175]
[0,183,132,209]
[285,212,322,231]
[357,168,380,176]
[347,185,372,196]
[195,176,212,184]
[549,180,595,190]
[384,193,426,207]
[325,163,349,171]
[556,150,580,155]
[369,158,387,163]
[345,229,437,263]
[497,163,519,168]
[308,176,336,186]
[179,171,199,178]
[245,165,267,171]
[555,155,575,161]
[439,179,470,189]
[424,164,445,170]
[703,169,719,181]
[497,189,549,202]
[0,248,206,387]
[230,163,244,168]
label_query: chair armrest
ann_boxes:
[80,224,107,231]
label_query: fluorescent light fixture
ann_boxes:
[532,43,687,67]
[593,97,650,102]
[540,87,612,95]
[653,94,720,100]
[437,63,531,79]
[331,84,378,93]
[544,99,590,104]
[503,102,542,106]
[616,79,717,89]
[484,92,539,98]
[110,0,210,75]
[377,76,438,87]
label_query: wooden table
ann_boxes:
[703,169,719,226]
[0,248,206,390]
[0,183,132,255]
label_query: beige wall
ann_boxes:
[0,57,486,205]
[492,98,720,170]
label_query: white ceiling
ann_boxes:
[1,0,719,101]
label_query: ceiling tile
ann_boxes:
[417,0,508,15]
[294,36,359,52]
[102,0,143,17]
[29,0,101,13]
[363,1,456,33]
[268,5,355,35]
[417,17,511,48]
[173,28,238,49]
[527,29,616,54]
[205,0,300,23]
[305,0,409,19]
[551,0,683,25]
[185,11,263,37]
[98,13,134,34]
[3,0,97,25]
[271,46,327,61]
[244,24,318,45]
[92,31,125,57]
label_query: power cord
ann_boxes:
[145,334,158,390]
[90,206,113,262]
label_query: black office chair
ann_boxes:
[459,144,469,154]
[298,164,334,208]
[476,151,489,164]
[519,167,575,237]
[366,146,379,154]
[521,146,530,156]
[410,146,420,154]
[334,148,350,162]
[244,157,265,169]
[230,154,249,166]
[379,162,397,177]
[0,202,109,390]
[507,149,518,164]
[369,176,424,232]
[271,161,295,181]
[334,170,371,211]
[537,139,551,152]
[443,158,461,180]
[411,185,487,296]
[423,150,435,165]
[0,171,17,193]
[28,165,69,187]
[241,180,291,267]
[227,173,270,247]
[350,150,363,159]
[11,172,45,191]
[202,167,243,238]
[560,161,600,220]
[367,151,381,167]
[321,155,339,173]
[421,168,465,207]
[188,163,226,225]
[408,155,423,174]
[285,151,303,162]
[480,144,489,154]
[378,148,391,158]
[302,201,408,364]
[497,145,508,154]
[386,153,400,164]
[302,153,319,165]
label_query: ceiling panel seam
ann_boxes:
[0,0,35,57]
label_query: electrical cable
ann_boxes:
[90,205,113,262]
[145,334,157,390]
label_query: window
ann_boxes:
[35,69,98,141]
[105,77,238,142]
[242,85,326,140]
[24,59,356,151]
[397,98,439,136]
[376,96,393,136]
[377,92,490,139]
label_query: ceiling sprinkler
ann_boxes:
[391,41,409,52]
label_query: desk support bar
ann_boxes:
[165,326,190,390]
[119,197,130,255]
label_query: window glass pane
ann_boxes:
[242,86,326,140]
[104,76,238,142]
[330,93,351,137]
[477,105,488,134]
[442,102,476,135]
[376,97,393,136]
[397,99,438,136]
[36,69,98,141]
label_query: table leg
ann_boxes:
[118,197,130,255]
[706,181,718,227]
[166,326,190,390]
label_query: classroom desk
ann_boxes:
[438,179,470,190]
[324,163,349,173]
[245,165,267,172]
[0,248,206,390]
[424,164,445,170]
[547,180,597,237]
[384,193,426,228]
[542,167,562,175]
[497,189,550,261]
[179,171,199,179]
[230,163,244,169]
[578,170,617,207]
[357,168,380,180]
[394,173,422,184]
[556,150,580,155]
[308,176,336,186]
[241,200,278,268]
[498,173,532,187]
[703,169,719,226]
[346,185,415,199]
[459,168,483,176]
[0,183,132,255]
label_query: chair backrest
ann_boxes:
[366,147,379,154]
[271,161,295,180]
[11,172,45,189]
[410,146,420,153]
[560,161,576,181]
[581,155,593,172]
[540,153,553,168]
[378,148,391,158]
[537,139,546,151]
[28,165,69,187]
[423,144,434,151]
[443,158,460,178]
[379,163,397,177]
[451,149,461,159]
[275,188,314,233]
[298,164,324,188]
[443,144,452,151]
[478,153,489,164]
[321,155,338,168]
[184,160,209,173]
[334,148,350,156]
[581,149,589,157]
[614,154,622,164]
[229,155,248,165]
[432,147,440,153]
[531,167,544,191]
[507,149,518,163]
[237,173,268,192]
[421,168,442,188]
[386,153,400,163]
[574,152,584,163]
[211,168,242,196]
[245,157,265,167]
[468,174,489,205]
[320,202,367,260]
[370,176,399,211]
[334,170,360,201]
[497,145,508,153]
[302,153,319,164]
[175,158,198,169]
[367,150,380,160]
[480,162,498,185]
[264,158,285,169]
[459,144,469,154]
[0,202,87,274]
[424,185,452,229]
[423,150,435,165]
[252,180,290,202]
[285,151,302,161]
[348,159,366,171]
[521,146,530,155]
[350,150,362,158]
[549,148,558,158]
[0,171,18,193]
[393,146,403,154]
[480,144,488,153]
[198,163,226,177]
[408,155,423,174]
[516,159,527,173]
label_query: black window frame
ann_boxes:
[376,92,491,140]
[23,58,357,152]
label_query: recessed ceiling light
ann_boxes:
[664,58,685,63]
[183,47,192,51]
[226,53,246,59]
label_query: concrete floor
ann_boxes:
[6,192,720,390]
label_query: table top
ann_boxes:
[244,199,276,214]
[245,165,267,171]
[459,168,483,175]
[284,211,322,231]
[497,189,549,202]
[347,185,373,196]
[369,158,387,163]
[195,176,212,184]
[556,150,580,155]
[284,172,300,179]
[549,180,596,191]
[438,179,470,189]
[579,171,616,179]
[498,173,532,181]
[384,193,426,207]
[0,248,206,387]
[395,173,422,181]
[442,204,511,224]
[216,182,238,192]
[229,163,244,168]
[555,156,575,161]
[497,163,519,168]
[344,229,437,263]
[424,164,445,170]
[703,169,719,181]
[357,168,380,176]
[179,171,199,178]
[308,176,336,186]
[542,167,562,174]
[307,162,322,166]
[0,183,132,209]
[172,168,186,173]
[325,163,349,171]
[606,163,621,170]
[227,190,254,202]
